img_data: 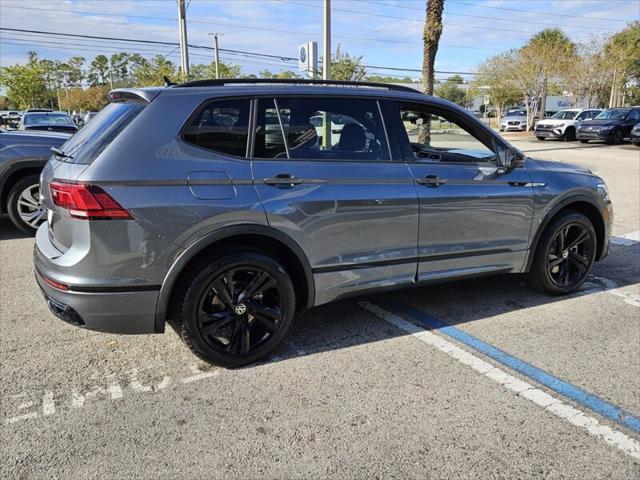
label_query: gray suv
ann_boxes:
[34,79,613,367]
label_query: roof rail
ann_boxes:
[174,78,422,94]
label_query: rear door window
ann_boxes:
[183,99,250,156]
[58,101,145,164]
[252,96,390,161]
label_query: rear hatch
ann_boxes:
[41,93,149,251]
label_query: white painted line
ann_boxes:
[359,301,640,461]
[583,276,640,308]
[610,231,640,246]
[180,364,220,383]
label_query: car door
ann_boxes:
[251,95,419,306]
[382,100,535,282]
[625,109,640,137]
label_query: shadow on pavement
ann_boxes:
[264,241,639,365]
[0,215,33,241]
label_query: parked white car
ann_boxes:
[534,108,601,141]
[500,109,527,132]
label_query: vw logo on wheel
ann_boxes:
[234,304,247,315]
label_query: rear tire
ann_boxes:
[176,251,296,368]
[536,136,545,141]
[526,211,596,295]
[7,174,45,235]
[607,129,623,145]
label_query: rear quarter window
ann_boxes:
[182,99,251,157]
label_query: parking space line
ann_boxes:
[359,301,640,461]
[381,300,640,433]
[610,231,640,246]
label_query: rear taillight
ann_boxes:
[49,181,132,220]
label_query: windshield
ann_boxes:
[595,109,630,120]
[58,101,145,164]
[551,111,578,120]
[505,110,526,117]
[24,113,74,126]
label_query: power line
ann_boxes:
[0,4,501,51]
[286,0,617,37]
[353,0,622,31]
[447,0,631,23]
[0,27,490,77]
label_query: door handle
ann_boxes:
[416,175,447,187]
[508,181,528,187]
[263,173,304,188]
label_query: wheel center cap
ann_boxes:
[234,304,247,315]
[562,250,569,259]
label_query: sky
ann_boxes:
[0,0,638,82]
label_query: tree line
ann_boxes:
[471,22,639,128]
[0,46,383,112]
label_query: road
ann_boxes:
[1,136,639,479]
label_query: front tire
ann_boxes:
[563,127,576,141]
[7,174,45,235]
[579,139,589,144]
[177,251,296,368]
[526,211,596,295]
[536,136,545,141]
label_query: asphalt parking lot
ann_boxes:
[1,136,639,479]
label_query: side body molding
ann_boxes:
[154,224,316,332]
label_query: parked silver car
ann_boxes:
[35,79,613,367]
[500,109,527,132]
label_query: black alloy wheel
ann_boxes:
[608,129,623,145]
[546,223,594,289]
[527,211,596,295]
[178,251,296,367]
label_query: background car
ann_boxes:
[18,111,78,134]
[534,108,601,141]
[0,110,22,129]
[631,123,640,146]
[500,109,527,132]
[0,128,71,233]
[576,107,640,144]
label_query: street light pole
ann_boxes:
[177,0,190,80]
[208,32,222,79]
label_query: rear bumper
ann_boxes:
[34,266,159,334]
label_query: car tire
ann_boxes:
[579,139,589,144]
[177,251,296,368]
[563,127,576,141]
[526,211,596,296]
[607,129,623,145]
[7,174,45,235]
[536,136,545,141]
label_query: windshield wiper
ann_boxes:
[51,146,73,159]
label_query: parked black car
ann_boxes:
[576,107,640,144]
[631,123,640,147]
[18,111,78,134]
[0,129,71,233]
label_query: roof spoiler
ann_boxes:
[108,88,162,104]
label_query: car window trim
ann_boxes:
[272,98,291,159]
[248,94,396,164]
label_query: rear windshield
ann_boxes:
[24,113,75,126]
[57,101,145,164]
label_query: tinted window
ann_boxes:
[253,97,389,161]
[58,102,145,164]
[628,109,640,121]
[183,99,250,156]
[394,102,495,163]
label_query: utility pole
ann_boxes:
[322,0,331,150]
[208,32,222,79]
[177,0,190,80]
[323,0,331,80]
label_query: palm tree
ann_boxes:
[419,0,445,144]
